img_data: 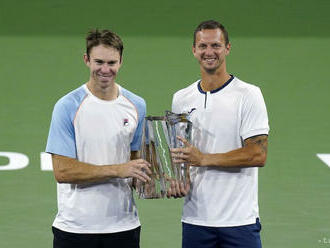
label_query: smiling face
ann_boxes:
[84,44,122,91]
[193,28,230,74]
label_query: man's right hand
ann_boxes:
[116,159,152,182]
[166,179,190,198]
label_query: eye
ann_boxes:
[198,44,207,49]
[95,60,103,65]
[212,43,221,48]
[108,61,117,66]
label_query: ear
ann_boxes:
[192,45,198,58]
[83,53,90,66]
[225,43,231,56]
[119,55,123,65]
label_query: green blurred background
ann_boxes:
[0,0,329,247]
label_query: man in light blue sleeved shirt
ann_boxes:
[46,29,151,248]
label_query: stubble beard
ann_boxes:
[204,67,217,75]
[201,61,220,75]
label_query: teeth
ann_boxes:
[205,59,216,63]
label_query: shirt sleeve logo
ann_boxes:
[123,118,129,126]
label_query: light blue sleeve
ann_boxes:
[45,87,86,158]
[121,88,147,151]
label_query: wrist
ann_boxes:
[200,153,208,166]
[104,164,120,178]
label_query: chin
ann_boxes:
[203,63,221,72]
[96,81,111,88]
[205,69,217,74]
[203,66,218,73]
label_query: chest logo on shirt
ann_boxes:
[123,118,129,126]
[188,108,197,114]
[187,108,197,115]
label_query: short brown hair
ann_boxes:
[193,20,229,47]
[86,29,124,60]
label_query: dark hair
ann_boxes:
[86,29,123,60]
[193,20,229,46]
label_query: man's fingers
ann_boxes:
[176,136,191,147]
[165,179,190,198]
[170,180,179,198]
[175,180,182,197]
[131,165,151,182]
[140,164,152,175]
[133,174,147,182]
[171,147,185,154]
[136,159,151,167]
[180,181,190,195]
[179,182,186,195]
[167,187,172,198]
[171,150,189,163]
[171,153,189,159]
[173,158,187,164]
[132,159,152,175]
[134,170,151,182]
[166,181,173,198]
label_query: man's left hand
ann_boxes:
[171,136,205,166]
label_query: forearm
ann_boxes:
[52,154,119,184]
[201,146,266,168]
[172,135,268,168]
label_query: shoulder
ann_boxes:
[231,77,261,93]
[232,77,267,115]
[120,85,146,111]
[173,80,199,104]
[230,77,264,101]
[52,85,88,120]
[55,85,87,109]
[173,80,199,98]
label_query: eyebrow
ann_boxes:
[93,59,118,63]
[198,42,222,46]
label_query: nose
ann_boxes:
[205,46,213,55]
[100,64,111,73]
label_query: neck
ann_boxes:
[200,65,231,92]
[86,80,118,101]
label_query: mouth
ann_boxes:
[203,57,217,63]
[97,74,113,81]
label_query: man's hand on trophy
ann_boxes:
[166,179,190,198]
[117,159,152,182]
[171,136,205,166]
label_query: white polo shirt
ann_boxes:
[172,76,269,227]
[46,84,146,233]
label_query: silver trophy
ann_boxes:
[137,111,192,199]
